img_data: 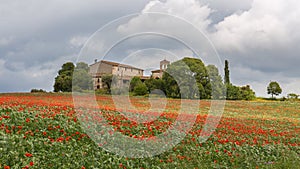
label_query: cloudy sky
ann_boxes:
[0,0,299,97]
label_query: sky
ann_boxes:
[0,0,299,97]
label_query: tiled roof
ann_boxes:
[91,60,144,70]
[151,69,161,73]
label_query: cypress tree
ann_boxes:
[224,60,230,84]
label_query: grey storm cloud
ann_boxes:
[0,0,149,92]
[0,0,299,97]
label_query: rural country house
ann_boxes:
[89,59,170,90]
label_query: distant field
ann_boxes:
[0,93,299,168]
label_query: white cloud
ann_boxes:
[143,0,212,30]
[0,54,76,92]
[122,48,193,68]
[118,0,212,34]
[200,0,253,13]
[211,0,300,52]
[69,35,89,48]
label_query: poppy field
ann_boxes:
[0,93,299,168]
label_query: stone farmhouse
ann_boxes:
[89,59,170,90]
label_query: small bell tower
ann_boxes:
[160,59,170,72]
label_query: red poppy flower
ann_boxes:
[25,152,33,157]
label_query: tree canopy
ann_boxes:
[73,62,93,92]
[206,65,225,99]
[54,62,92,92]
[162,57,210,99]
[267,81,282,98]
[54,62,74,92]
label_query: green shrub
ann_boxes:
[95,89,109,95]
[133,83,148,96]
[30,89,46,93]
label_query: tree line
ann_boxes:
[53,58,297,100]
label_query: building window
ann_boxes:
[97,85,100,89]
[97,78,100,83]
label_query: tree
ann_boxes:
[240,85,256,100]
[75,62,89,71]
[287,93,298,100]
[101,74,113,94]
[162,57,211,99]
[58,62,74,76]
[267,81,282,98]
[130,77,143,92]
[224,60,230,84]
[206,65,225,99]
[72,63,93,91]
[54,74,73,92]
[226,84,241,100]
[133,83,148,96]
[54,62,93,92]
[54,62,75,92]
[144,78,165,93]
[226,84,256,100]
[72,69,93,91]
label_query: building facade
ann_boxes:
[151,59,170,79]
[89,60,144,90]
[89,59,170,90]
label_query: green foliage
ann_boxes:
[287,93,298,100]
[54,62,93,92]
[240,85,256,100]
[58,62,74,76]
[226,84,241,100]
[226,84,256,100]
[224,60,230,84]
[73,62,93,91]
[267,81,282,98]
[222,60,255,100]
[101,74,113,94]
[30,89,46,93]
[95,88,109,95]
[54,62,75,92]
[75,62,89,71]
[162,57,211,99]
[144,78,165,93]
[54,73,73,92]
[206,65,225,99]
[129,76,143,92]
[133,83,148,96]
